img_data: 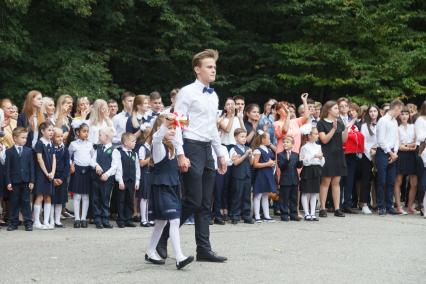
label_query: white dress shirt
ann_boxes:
[421,147,426,166]
[376,113,399,154]
[414,116,426,146]
[138,143,151,161]
[174,79,225,157]
[398,124,415,145]
[300,142,325,167]
[360,123,377,161]
[229,144,248,160]
[112,111,130,144]
[212,145,233,170]
[68,139,94,166]
[113,146,140,187]
[90,142,116,178]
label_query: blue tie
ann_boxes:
[125,112,130,118]
[203,87,214,94]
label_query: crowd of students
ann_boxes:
[0,90,425,236]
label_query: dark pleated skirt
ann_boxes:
[69,165,92,194]
[136,170,151,199]
[396,151,417,175]
[151,184,181,220]
[300,165,322,194]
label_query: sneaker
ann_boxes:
[263,218,276,223]
[407,207,419,215]
[395,207,407,215]
[378,209,386,216]
[361,206,372,215]
[255,219,263,223]
[184,219,195,225]
[34,222,47,230]
[319,209,327,218]
[387,208,398,215]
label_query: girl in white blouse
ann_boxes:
[394,107,417,214]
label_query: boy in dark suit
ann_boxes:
[278,136,303,221]
[4,127,35,231]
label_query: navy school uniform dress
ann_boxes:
[116,147,139,225]
[229,145,252,221]
[151,145,181,220]
[253,146,276,195]
[4,145,35,227]
[92,144,115,225]
[278,150,303,220]
[52,144,70,205]
[137,144,152,200]
[34,138,55,197]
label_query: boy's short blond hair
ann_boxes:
[121,132,136,144]
[12,127,28,138]
[99,127,115,139]
[192,49,219,69]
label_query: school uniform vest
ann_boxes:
[96,146,113,172]
[118,148,136,183]
[151,146,179,186]
[232,145,251,179]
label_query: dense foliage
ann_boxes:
[1,0,425,108]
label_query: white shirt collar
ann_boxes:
[40,137,51,146]
[194,79,209,91]
[103,143,112,149]
[54,143,65,149]
[14,145,23,151]
[324,118,334,123]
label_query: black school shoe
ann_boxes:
[176,256,194,270]
[95,223,104,229]
[342,208,358,214]
[319,209,328,218]
[140,222,150,227]
[25,225,33,231]
[117,223,125,228]
[102,223,113,229]
[74,220,81,228]
[334,209,345,217]
[81,220,88,228]
[243,218,255,224]
[231,219,239,225]
[125,222,136,227]
[7,225,17,231]
[214,218,225,225]
[196,251,227,262]
[145,254,165,265]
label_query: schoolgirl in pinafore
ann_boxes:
[137,143,152,201]
[52,143,70,205]
[34,137,55,196]
[253,145,276,194]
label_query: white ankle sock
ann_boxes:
[147,220,167,259]
[140,199,148,223]
[73,194,81,221]
[310,194,318,216]
[81,194,89,220]
[169,218,185,262]
[55,205,62,225]
[261,193,271,219]
[43,203,51,225]
[253,193,262,220]
[33,204,42,224]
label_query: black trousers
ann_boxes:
[92,178,114,224]
[9,183,32,227]
[229,177,251,220]
[360,154,374,204]
[160,139,216,253]
[279,185,298,219]
[117,181,135,225]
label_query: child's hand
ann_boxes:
[7,184,12,191]
[315,153,323,159]
[246,149,252,157]
[268,159,276,167]
[100,174,108,181]
[48,172,54,180]
[53,179,62,186]
[28,183,34,191]
[70,163,75,174]
[95,165,103,175]
[119,183,125,190]
[299,154,304,161]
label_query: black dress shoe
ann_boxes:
[145,254,165,265]
[132,216,140,222]
[319,209,328,218]
[196,251,227,262]
[95,223,104,229]
[125,222,136,227]
[55,224,65,228]
[7,226,17,231]
[243,218,254,224]
[231,219,238,225]
[117,223,125,228]
[140,222,150,227]
[334,209,345,217]
[176,256,194,270]
[102,223,113,229]
[74,221,81,228]
[290,216,302,221]
[214,218,225,225]
[280,216,289,222]
[81,220,88,228]
[342,208,358,214]
[25,225,33,231]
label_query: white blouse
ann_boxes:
[220,116,242,145]
[398,124,415,144]
[361,123,377,161]
[300,142,325,167]
[414,116,426,146]
[68,139,94,167]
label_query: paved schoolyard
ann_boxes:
[1,214,425,283]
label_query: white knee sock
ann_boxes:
[310,194,318,216]
[423,195,426,217]
[261,193,271,219]
[169,219,186,262]
[55,205,62,225]
[147,220,168,260]
[73,194,81,221]
[140,199,148,223]
[253,193,262,220]
[81,194,89,221]
[43,203,51,225]
[49,205,55,225]
[33,204,42,224]
[301,193,309,216]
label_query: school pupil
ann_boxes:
[145,114,194,269]
[52,128,70,228]
[69,123,94,228]
[252,130,276,223]
[2,127,35,231]
[420,143,426,219]
[278,136,303,221]
[33,122,56,230]
[229,128,254,224]
[113,132,140,228]
[299,126,325,221]
[91,127,116,229]
[138,134,153,227]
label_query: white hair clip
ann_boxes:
[300,123,313,135]
[257,129,264,135]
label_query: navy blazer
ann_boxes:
[278,151,303,186]
[54,146,70,183]
[17,113,38,148]
[5,146,35,185]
